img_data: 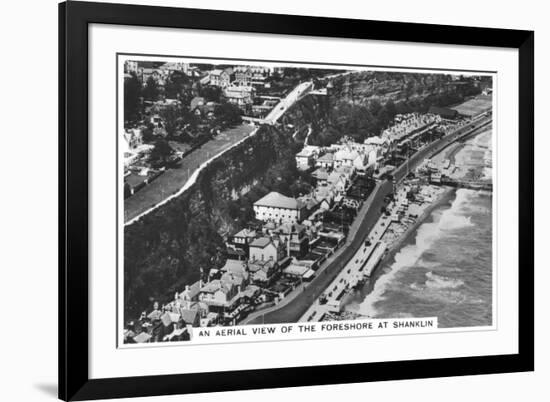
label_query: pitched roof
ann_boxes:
[312,168,329,181]
[161,312,173,327]
[133,332,152,343]
[179,308,198,325]
[147,309,162,321]
[334,148,359,161]
[233,228,258,238]
[254,192,301,210]
[317,153,334,163]
[249,237,272,248]
[221,259,248,276]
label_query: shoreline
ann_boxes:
[340,186,455,318]
[379,188,454,270]
[346,126,492,317]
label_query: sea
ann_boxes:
[343,129,493,328]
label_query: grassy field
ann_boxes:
[124,123,256,223]
[452,95,492,117]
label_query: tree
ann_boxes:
[143,76,160,101]
[216,102,242,126]
[124,73,142,122]
[159,105,191,138]
[149,139,174,168]
[164,71,190,100]
[200,85,222,103]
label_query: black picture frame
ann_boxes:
[59,1,534,400]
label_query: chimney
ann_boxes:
[287,234,291,257]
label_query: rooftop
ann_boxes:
[254,192,302,210]
[249,237,272,248]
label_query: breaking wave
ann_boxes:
[425,271,464,289]
[357,189,475,316]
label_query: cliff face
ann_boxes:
[123,93,328,318]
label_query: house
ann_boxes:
[334,148,362,168]
[229,228,259,250]
[315,152,335,169]
[297,194,320,214]
[273,223,310,258]
[233,66,271,87]
[198,279,239,310]
[125,60,138,74]
[253,192,305,224]
[209,68,233,88]
[178,280,202,308]
[220,259,249,286]
[295,146,319,170]
[311,168,330,186]
[283,263,312,279]
[159,62,188,75]
[223,85,255,111]
[248,237,283,262]
[327,172,348,195]
[139,67,162,84]
[314,185,336,206]
[248,259,278,285]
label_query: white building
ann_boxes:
[253,192,305,224]
[209,68,233,88]
[295,145,320,170]
[223,85,255,110]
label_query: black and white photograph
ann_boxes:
[120,57,494,345]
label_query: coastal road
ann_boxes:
[245,116,492,324]
[244,180,390,325]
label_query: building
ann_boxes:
[209,68,233,88]
[334,148,361,168]
[198,279,240,311]
[273,223,310,258]
[223,85,255,111]
[248,259,278,285]
[315,152,335,169]
[229,228,259,251]
[311,168,330,185]
[159,61,189,75]
[253,192,305,224]
[248,237,283,262]
[220,259,249,286]
[125,60,138,74]
[295,146,320,171]
[233,66,271,87]
[428,106,458,120]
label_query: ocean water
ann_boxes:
[345,130,493,328]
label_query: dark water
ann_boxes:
[344,130,493,328]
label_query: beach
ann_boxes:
[343,129,493,327]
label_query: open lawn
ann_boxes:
[124,123,256,223]
[452,95,492,117]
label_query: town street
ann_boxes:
[245,115,492,324]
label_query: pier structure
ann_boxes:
[430,177,493,191]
